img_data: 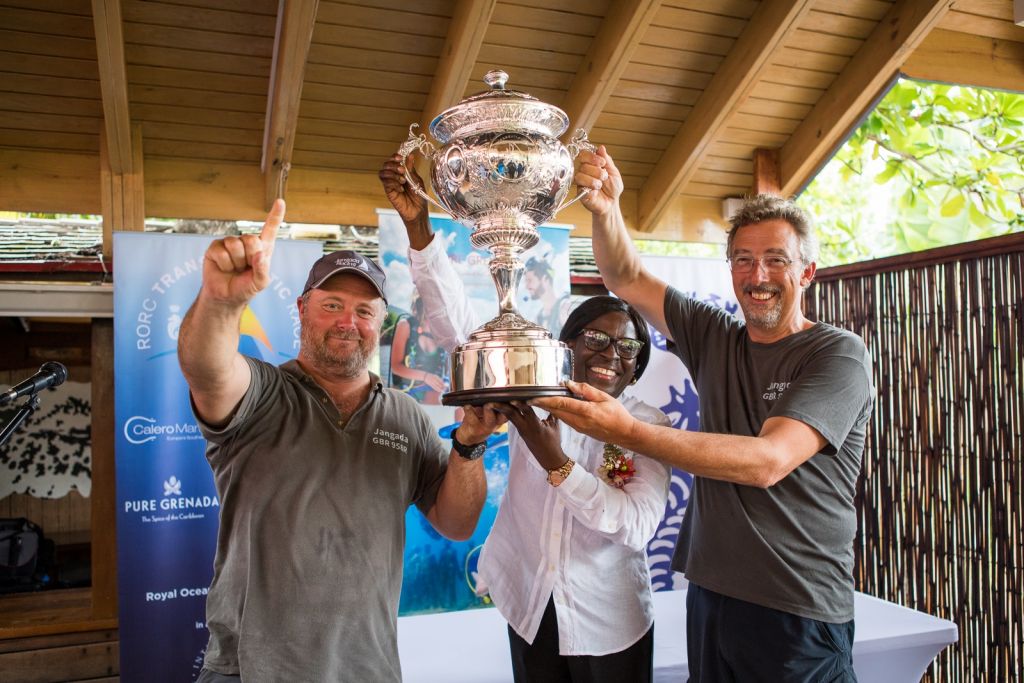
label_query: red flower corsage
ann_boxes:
[597,443,635,488]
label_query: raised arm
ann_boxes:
[379,154,478,352]
[576,147,672,341]
[178,200,284,426]
[426,405,507,540]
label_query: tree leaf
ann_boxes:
[940,193,966,217]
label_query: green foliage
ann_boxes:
[799,79,1024,267]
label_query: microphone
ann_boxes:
[0,362,68,406]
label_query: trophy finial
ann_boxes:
[484,70,509,90]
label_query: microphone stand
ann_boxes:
[0,393,41,449]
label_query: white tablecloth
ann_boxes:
[397,589,958,682]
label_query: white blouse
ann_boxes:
[409,235,671,655]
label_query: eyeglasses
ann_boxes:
[728,255,795,274]
[580,329,643,359]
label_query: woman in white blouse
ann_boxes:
[381,156,671,682]
[481,296,670,683]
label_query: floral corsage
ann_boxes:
[597,443,636,488]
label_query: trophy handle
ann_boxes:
[396,124,450,214]
[554,129,599,214]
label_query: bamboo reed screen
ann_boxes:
[804,233,1024,682]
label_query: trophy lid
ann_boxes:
[429,70,570,143]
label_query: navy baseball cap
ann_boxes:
[302,250,388,304]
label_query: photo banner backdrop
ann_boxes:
[113,232,321,682]
[623,254,739,592]
[377,209,572,615]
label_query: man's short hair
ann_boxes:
[727,194,819,265]
[525,256,555,282]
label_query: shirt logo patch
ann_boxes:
[371,427,409,453]
[762,381,791,401]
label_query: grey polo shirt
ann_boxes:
[196,357,448,682]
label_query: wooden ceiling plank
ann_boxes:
[485,24,592,55]
[123,23,275,57]
[4,7,95,37]
[316,1,450,36]
[2,92,103,118]
[126,44,270,77]
[937,9,1024,43]
[262,0,320,209]
[477,44,581,72]
[127,65,268,96]
[121,0,277,37]
[779,0,954,196]
[636,0,814,232]
[491,3,604,36]
[0,111,100,135]
[560,0,662,137]
[92,0,133,174]
[0,28,97,61]
[0,130,98,154]
[418,0,496,132]
[1,72,99,100]
[902,28,1024,92]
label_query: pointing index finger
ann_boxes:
[260,198,286,253]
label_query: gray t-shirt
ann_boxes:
[665,287,874,622]
[196,357,448,682]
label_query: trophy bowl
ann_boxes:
[396,70,596,406]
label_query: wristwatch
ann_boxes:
[451,430,486,461]
[546,458,575,487]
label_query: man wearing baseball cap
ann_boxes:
[178,200,505,683]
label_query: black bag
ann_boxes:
[0,518,47,591]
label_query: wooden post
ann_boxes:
[89,320,117,620]
[752,148,781,195]
[99,124,145,262]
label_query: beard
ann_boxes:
[300,325,376,379]
[741,284,783,329]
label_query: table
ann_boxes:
[397,589,958,682]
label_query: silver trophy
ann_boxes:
[397,69,596,406]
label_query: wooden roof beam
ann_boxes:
[419,0,497,132]
[560,0,662,138]
[262,0,319,210]
[92,0,133,175]
[636,0,813,233]
[902,29,1024,94]
[779,0,954,197]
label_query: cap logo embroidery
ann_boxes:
[333,257,365,269]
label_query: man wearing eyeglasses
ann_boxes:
[534,147,875,682]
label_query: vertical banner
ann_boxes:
[377,209,572,614]
[623,254,739,591]
[113,232,320,681]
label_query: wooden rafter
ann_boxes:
[752,148,781,195]
[262,0,319,210]
[91,0,133,175]
[560,0,662,139]
[636,0,813,232]
[779,0,954,196]
[419,0,496,132]
[902,28,1024,94]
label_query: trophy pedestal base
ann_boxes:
[442,322,574,407]
[441,384,570,407]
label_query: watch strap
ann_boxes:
[451,430,486,460]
